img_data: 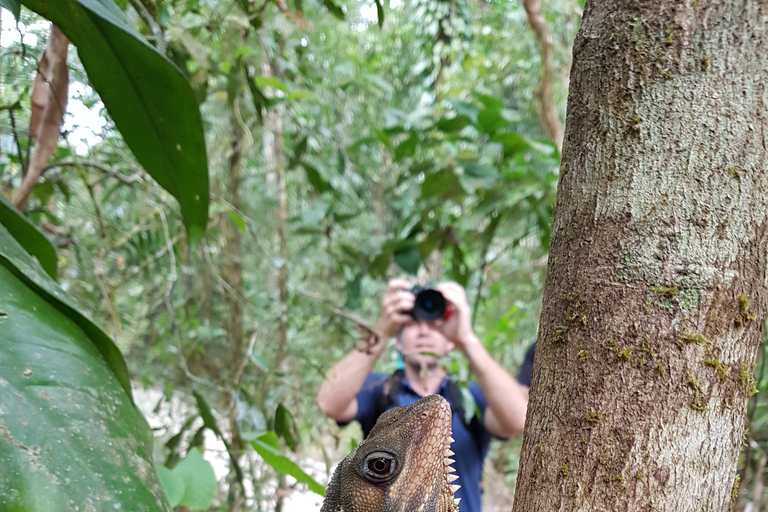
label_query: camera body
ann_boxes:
[409,285,447,322]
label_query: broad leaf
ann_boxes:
[0,224,132,397]
[490,132,531,158]
[394,245,422,275]
[173,449,217,510]
[157,466,184,507]
[0,194,56,278]
[435,115,471,133]
[0,260,169,510]
[22,0,210,242]
[274,403,298,451]
[243,432,325,496]
[0,0,20,19]
[322,0,344,19]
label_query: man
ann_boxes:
[316,279,528,512]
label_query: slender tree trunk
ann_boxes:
[261,44,290,512]
[261,49,289,374]
[514,2,768,511]
[223,71,246,512]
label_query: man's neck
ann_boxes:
[403,360,447,397]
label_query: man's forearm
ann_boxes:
[316,332,386,420]
[463,335,528,437]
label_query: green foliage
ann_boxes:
[22,0,209,241]
[0,0,20,19]
[0,194,56,278]
[243,431,326,496]
[166,449,217,509]
[0,252,168,510]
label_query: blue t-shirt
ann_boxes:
[349,372,493,512]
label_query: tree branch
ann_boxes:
[522,0,563,154]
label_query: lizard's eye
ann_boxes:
[363,452,398,482]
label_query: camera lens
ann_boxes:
[412,288,446,322]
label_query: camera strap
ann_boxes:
[368,369,478,438]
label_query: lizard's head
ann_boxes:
[324,394,460,512]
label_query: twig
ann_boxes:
[8,108,26,175]
[151,201,228,392]
[293,288,376,333]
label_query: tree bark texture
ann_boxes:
[514,2,768,511]
[223,74,246,512]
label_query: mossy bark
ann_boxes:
[513,1,768,511]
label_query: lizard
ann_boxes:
[321,394,461,512]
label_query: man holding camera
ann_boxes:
[316,279,528,512]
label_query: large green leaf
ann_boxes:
[173,449,216,510]
[243,431,326,496]
[0,263,170,511]
[0,225,132,397]
[0,0,20,19]
[0,195,57,279]
[22,0,209,242]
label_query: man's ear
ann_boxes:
[446,340,455,353]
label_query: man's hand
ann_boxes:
[434,282,477,350]
[375,278,415,338]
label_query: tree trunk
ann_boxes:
[513,2,768,511]
[223,71,246,512]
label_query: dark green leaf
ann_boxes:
[0,262,170,510]
[302,163,332,194]
[374,129,394,152]
[435,115,471,133]
[288,136,308,169]
[337,147,346,175]
[344,272,362,310]
[477,107,508,135]
[322,0,345,19]
[256,75,290,93]
[23,0,209,242]
[0,194,57,279]
[0,224,132,397]
[473,93,504,111]
[173,449,216,510]
[228,210,247,233]
[374,0,384,28]
[274,403,298,452]
[369,252,390,277]
[461,161,497,179]
[394,245,421,275]
[394,133,417,161]
[194,391,245,486]
[243,432,326,496]
[418,230,442,259]
[0,0,20,19]
[449,100,479,125]
[421,170,465,200]
[490,132,531,158]
[193,391,224,439]
[450,244,469,287]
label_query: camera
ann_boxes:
[409,285,447,322]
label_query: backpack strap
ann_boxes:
[369,370,480,436]
[366,369,405,438]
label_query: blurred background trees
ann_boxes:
[2,0,766,510]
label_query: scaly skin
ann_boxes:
[321,394,460,512]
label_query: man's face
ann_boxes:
[397,320,454,366]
